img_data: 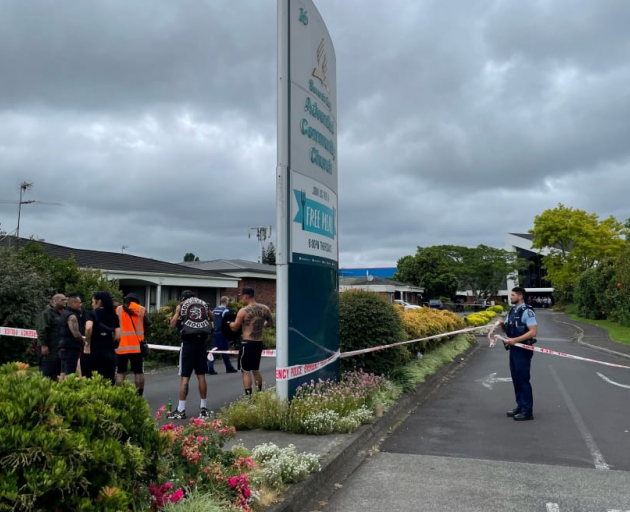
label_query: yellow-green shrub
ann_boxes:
[465,310,497,326]
[398,308,466,353]
[488,305,504,314]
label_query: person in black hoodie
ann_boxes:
[58,294,86,381]
[82,291,121,385]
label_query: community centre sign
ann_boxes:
[276,0,339,399]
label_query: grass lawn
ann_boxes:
[564,305,630,346]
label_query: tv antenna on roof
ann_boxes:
[0,181,64,238]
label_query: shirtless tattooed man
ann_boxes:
[228,287,274,395]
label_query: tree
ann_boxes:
[19,242,81,295]
[530,204,628,299]
[394,247,458,300]
[183,252,200,262]
[262,242,276,265]
[0,248,49,364]
[437,245,526,300]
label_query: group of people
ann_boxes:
[36,286,274,420]
[527,295,553,308]
[37,291,151,393]
[165,287,273,420]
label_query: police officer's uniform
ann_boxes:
[504,303,537,419]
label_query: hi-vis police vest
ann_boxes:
[116,303,146,354]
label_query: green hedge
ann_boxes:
[339,290,410,376]
[0,363,166,511]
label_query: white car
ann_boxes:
[394,300,422,311]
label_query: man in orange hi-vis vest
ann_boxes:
[116,293,152,396]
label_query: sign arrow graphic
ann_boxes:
[596,372,630,390]
[476,372,512,390]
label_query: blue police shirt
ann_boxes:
[513,303,537,327]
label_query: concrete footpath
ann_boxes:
[227,312,630,512]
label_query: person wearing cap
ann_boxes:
[168,290,212,419]
[228,287,273,395]
[116,293,152,396]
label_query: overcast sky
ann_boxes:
[1,0,629,268]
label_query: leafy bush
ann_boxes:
[574,264,615,320]
[0,362,165,511]
[488,305,504,314]
[218,390,287,431]
[0,248,48,364]
[147,302,182,364]
[464,310,496,327]
[398,307,466,353]
[339,290,410,376]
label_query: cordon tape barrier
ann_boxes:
[5,318,630,380]
[487,321,630,370]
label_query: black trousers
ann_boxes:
[81,349,117,385]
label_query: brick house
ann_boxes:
[1,237,238,310]
[180,259,277,310]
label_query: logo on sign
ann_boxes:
[312,39,329,92]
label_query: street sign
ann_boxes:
[277,0,339,399]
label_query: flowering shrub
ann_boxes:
[154,418,237,494]
[286,371,383,434]
[250,443,320,490]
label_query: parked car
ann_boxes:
[428,299,445,310]
[394,300,422,311]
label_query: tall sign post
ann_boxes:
[277,0,339,399]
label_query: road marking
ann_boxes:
[597,372,630,390]
[546,504,560,512]
[475,372,512,390]
[550,366,610,470]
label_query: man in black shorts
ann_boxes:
[228,287,273,395]
[167,290,212,419]
[116,294,152,396]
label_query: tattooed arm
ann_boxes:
[68,315,85,344]
[264,307,274,329]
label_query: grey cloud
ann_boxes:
[1,0,629,268]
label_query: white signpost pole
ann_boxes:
[276,0,291,400]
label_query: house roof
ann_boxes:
[0,237,227,278]
[180,259,276,275]
[509,233,534,241]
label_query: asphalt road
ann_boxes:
[324,310,630,512]
[134,357,277,417]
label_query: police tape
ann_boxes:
[0,327,38,339]
[3,324,489,381]
[490,334,630,370]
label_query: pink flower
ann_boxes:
[170,489,184,503]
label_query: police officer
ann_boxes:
[207,296,238,374]
[499,286,537,421]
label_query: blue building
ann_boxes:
[339,267,397,279]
